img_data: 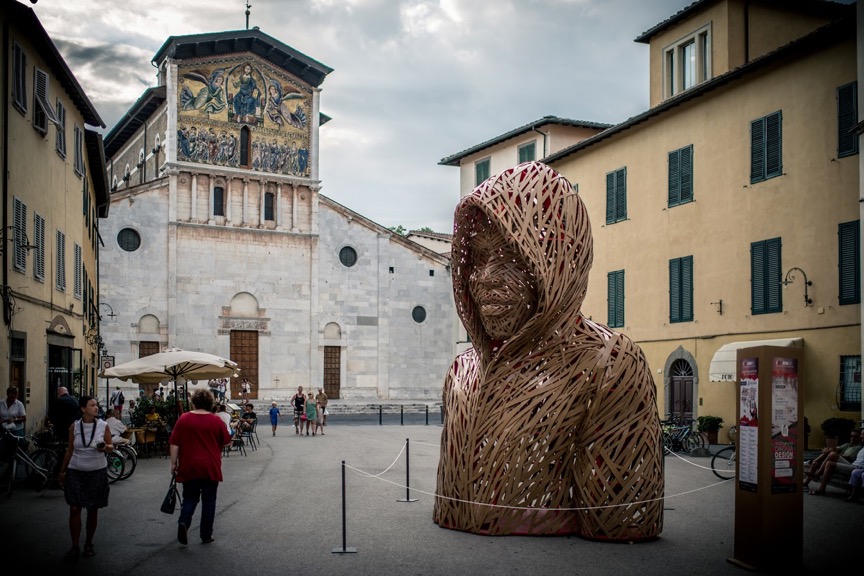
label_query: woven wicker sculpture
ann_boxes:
[434,161,664,541]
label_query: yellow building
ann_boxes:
[442,0,860,446]
[0,1,109,430]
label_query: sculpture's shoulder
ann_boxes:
[445,349,480,388]
[579,319,652,380]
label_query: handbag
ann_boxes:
[301,413,307,421]
[160,474,180,514]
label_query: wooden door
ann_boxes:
[138,341,160,397]
[671,376,694,420]
[323,346,340,399]
[231,330,259,399]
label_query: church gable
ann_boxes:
[176,55,313,177]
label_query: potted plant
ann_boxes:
[820,417,857,447]
[697,415,724,445]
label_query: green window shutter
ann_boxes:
[765,112,782,178]
[681,255,693,321]
[606,172,615,224]
[838,82,859,158]
[668,149,680,206]
[680,145,693,202]
[751,238,782,314]
[669,258,681,323]
[519,142,536,163]
[750,117,765,183]
[669,256,693,323]
[839,220,860,305]
[616,168,627,221]
[607,270,624,328]
[475,159,490,186]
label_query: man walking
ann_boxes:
[49,387,80,443]
[316,388,328,426]
[110,386,125,418]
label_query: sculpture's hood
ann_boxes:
[451,161,593,360]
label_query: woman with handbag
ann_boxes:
[169,389,230,545]
[58,395,114,561]
[304,391,317,436]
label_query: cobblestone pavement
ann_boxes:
[0,423,859,575]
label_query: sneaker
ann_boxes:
[178,523,188,545]
[202,536,215,544]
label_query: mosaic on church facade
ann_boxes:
[176,57,312,177]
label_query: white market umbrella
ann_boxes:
[99,348,239,407]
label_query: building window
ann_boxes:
[34,213,44,282]
[475,158,490,186]
[839,220,860,305]
[750,111,782,184]
[838,82,858,158]
[55,100,66,157]
[13,198,26,273]
[518,141,536,164]
[74,125,85,177]
[839,355,862,411]
[669,256,693,323]
[213,186,225,216]
[240,126,251,167]
[264,192,275,221]
[605,167,627,224]
[56,230,66,292]
[607,270,624,328]
[751,237,782,315]
[663,25,711,99]
[339,246,357,267]
[668,145,693,207]
[412,306,427,323]
[117,228,141,252]
[32,68,58,134]
[74,243,82,299]
[12,42,26,114]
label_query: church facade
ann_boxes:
[99,29,454,401]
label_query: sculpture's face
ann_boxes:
[468,224,537,341]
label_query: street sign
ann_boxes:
[101,356,115,371]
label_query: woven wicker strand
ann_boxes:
[434,161,664,541]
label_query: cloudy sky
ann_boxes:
[33,0,699,233]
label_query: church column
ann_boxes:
[259,178,266,227]
[226,177,234,224]
[242,178,249,225]
[276,183,283,229]
[291,184,298,232]
[207,175,215,225]
[190,172,198,222]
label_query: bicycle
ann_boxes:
[1,429,56,496]
[711,425,737,480]
[114,442,137,480]
[661,416,707,455]
[31,428,125,484]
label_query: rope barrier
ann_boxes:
[343,438,735,513]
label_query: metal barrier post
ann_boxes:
[379,405,382,426]
[332,460,357,554]
[400,405,404,426]
[425,405,429,425]
[397,439,419,503]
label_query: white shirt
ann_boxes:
[68,419,108,472]
[105,416,127,439]
[0,398,26,433]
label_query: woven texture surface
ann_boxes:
[434,161,664,541]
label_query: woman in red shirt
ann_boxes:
[169,389,230,545]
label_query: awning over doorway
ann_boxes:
[708,338,803,382]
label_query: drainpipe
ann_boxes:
[3,19,11,326]
[744,0,750,64]
[531,125,548,159]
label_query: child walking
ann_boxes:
[269,401,282,436]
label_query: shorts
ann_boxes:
[293,409,304,420]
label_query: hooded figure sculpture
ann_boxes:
[434,161,664,541]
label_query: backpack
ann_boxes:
[118,391,125,404]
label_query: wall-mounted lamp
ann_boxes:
[85,326,100,346]
[781,267,812,306]
[710,299,724,315]
[1,226,37,255]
